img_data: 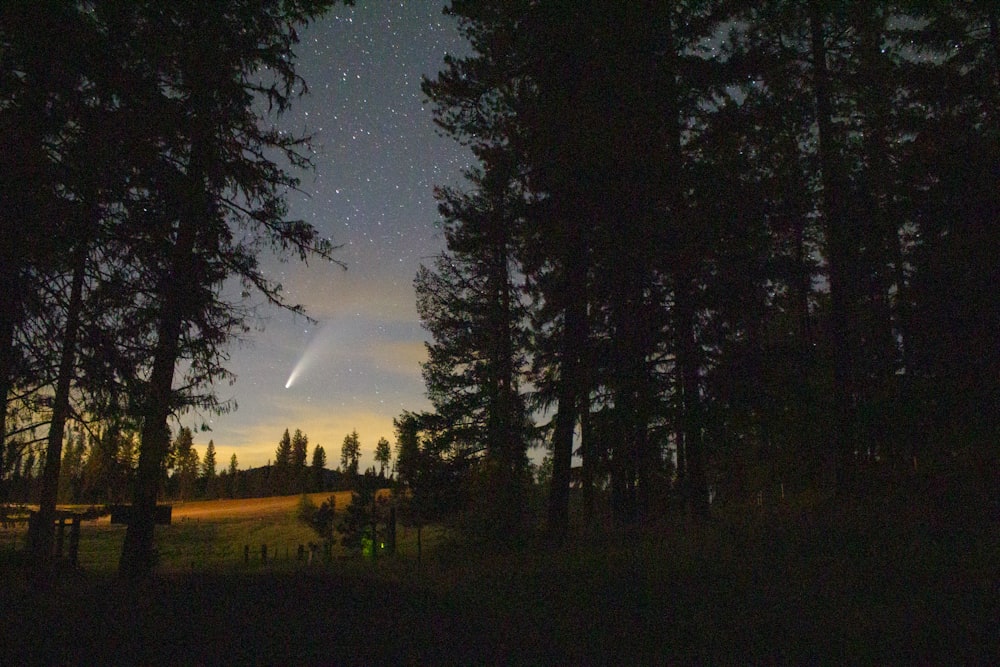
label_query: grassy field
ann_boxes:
[0,491,426,573]
[2,477,998,664]
[91,492,360,572]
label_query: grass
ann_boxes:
[2,474,998,664]
[137,498,317,571]
[2,491,441,574]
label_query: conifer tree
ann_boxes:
[274,429,293,495]
[341,430,360,478]
[374,438,391,478]
[415,155,531,533]
[173,427,199,502]
[291,429,309,492]
[227,453,239,498]
[115,0,349,579]
[201,439,217,498]
[310,444,326,492]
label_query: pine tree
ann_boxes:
[340,430,360,478]
[116,0,348,579]
[173,427,199,501]
[425,0,729,527]
[423,0,1000,523]
[227,453,239,498]
[374,438,391,478]
[4,2,161,566]
[902,2,1000,457]
[415,155,532,533]
[201,440,216,479]
[392,411,467,556]
[201,440,217,498]
[273,429,293,495]
[291,429,309,492]
[310,444,326,492]
[58,427,87,503]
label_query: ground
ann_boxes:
[2,470,998,664]
[133,492,355,522]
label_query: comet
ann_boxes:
[284,322,336,389]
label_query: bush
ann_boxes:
[298,494,337,544]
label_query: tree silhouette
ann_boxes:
[201,440,217,498]
[172,427,199,502]
[291,429,309,492]
[227,453,239,498]
[310,444,327,492]
[341,430,360,478]
[374,438,391,478]
[415,154,532,534]
[57,0,352,578]
[423,0,1000,530]
[273,429,293,495]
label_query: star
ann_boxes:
[198,2,471,469]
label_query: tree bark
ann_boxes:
[31,242,88,573]
[809,1,857,494]
[856,6,909,464]
[0,272,18,489]
[547,219,588,539]
[120,75,211,577]
[610,267,655,524]
[989,3,1000,120]
[485,213,524,532]
[675,275,709,517]
[118,221,194,578]
[579,401,595,529]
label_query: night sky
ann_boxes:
[193,2,471,470]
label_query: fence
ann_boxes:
[7,511,87,566]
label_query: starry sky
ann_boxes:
[190,2,472,470]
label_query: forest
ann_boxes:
[408,0,999,540]
[1,0,998,617]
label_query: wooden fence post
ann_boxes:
[68,518,81,566]
[55,517,66,557]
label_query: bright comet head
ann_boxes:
[284,364,303,389]
[284,322,336,390]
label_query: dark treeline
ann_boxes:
[403,1,1000,537]
[0,0,349,577]
[5,413,391,508]
[1,424,371,506]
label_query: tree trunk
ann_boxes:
[547,223,588,539]
[675,276,709,517]
[609,266,655,524]
[0,67,45,473]
[579,403,595,528]
[809,1,856,494]
[856,6,908,464]
[673,365,686,495]
[989,3,1000,119]
[30,242,88,573]
[485,226,523,532]
[118,232,192,578]
[0,278,18,488]
[120,78,211,576]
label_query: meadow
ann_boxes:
[1,491,416,572]
[2,475,998,664]
[80,492,358,572]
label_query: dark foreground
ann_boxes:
[3,477,998,664]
